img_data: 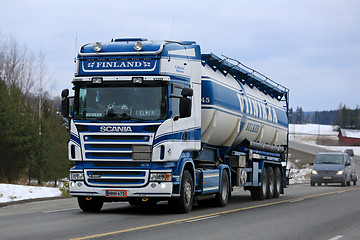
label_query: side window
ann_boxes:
[170,84,183,118]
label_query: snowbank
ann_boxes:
[0,184,61,203]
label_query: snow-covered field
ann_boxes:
[0,124,359,204]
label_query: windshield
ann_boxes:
[73,85,167,121]
[314,154,344,164]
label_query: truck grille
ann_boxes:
[80,132,154,187]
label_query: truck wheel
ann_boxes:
[215,169,229,207]
[171,170,194,213]
[273,166,282,198]
[77,197,103,212]
[251,166,268,200]
[353,181,357,185]
[266,166,274,199]
[310,181,315,186]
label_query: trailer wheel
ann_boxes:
[273,166,282,198]
[170,170,194,213]
[266,166,275,199]
[215,169,229,207]
[77,197,103,212]
[251,166,268,200]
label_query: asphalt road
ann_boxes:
[1,182,359,240]
[1,143,359,240]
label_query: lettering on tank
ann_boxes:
[236,93,278,123]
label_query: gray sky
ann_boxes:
[1,0,359,111]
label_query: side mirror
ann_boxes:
[181,88,193,97]
[309,162,314,166]
[179,96,191,118]
[61,89,69,98]
[61,89,70,117]
[345,162,351,166]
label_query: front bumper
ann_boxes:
[311,174,345,183]
[69,181,174,198]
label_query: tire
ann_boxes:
[266,166,274,199]
[215,169,230,207]
[317,183,322,186]
[273,167,282,198]
[171,170,194,213]
[346,179,351,186]
[341,181,345,187]
[77,197,103,212]
[353,181,357,186]
[251,166,268,201]
[310,181,315,187]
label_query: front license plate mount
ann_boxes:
[105,190,127,198]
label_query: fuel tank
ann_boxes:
[200,60,288,150]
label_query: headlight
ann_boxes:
[311,170,318,175]
[336,170,344,175]
[70,172,84,181]
[134,41,143,51]
[150,173,171,182]
[93,42,102,52]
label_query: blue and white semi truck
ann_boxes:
[61,38,289,213]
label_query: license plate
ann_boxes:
[105,190,127,198]
[323,177,332,180]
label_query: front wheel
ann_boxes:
[170,170,194,213]
[215,169,230,207]
[77,197,103,212]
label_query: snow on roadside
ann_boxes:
[0,184,61,203]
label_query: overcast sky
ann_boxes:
[1,0,359,111]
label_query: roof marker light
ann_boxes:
[134,41,143,51]
[93,42,102,52]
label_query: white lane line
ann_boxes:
[43,208,79,213]
[290,198,304,203]
[329,235,343,240]
[185,215,220,223]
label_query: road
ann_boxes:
[1,183,360,240]
[1,143,359,240]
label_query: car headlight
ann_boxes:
[336,170,344,175]
[70,172,84,181]
[150,173,171,182]
[311,170,318,175]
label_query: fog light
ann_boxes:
[93,42,102,52]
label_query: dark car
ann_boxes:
[310,152,356,186]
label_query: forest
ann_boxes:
[289,106,360,129]
[0,35,69,184]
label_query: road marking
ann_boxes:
[43,208,78,213]
[70,187,360,240]
[290,198,304,203]
[185,215,219,223]
[329,235,343,240]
